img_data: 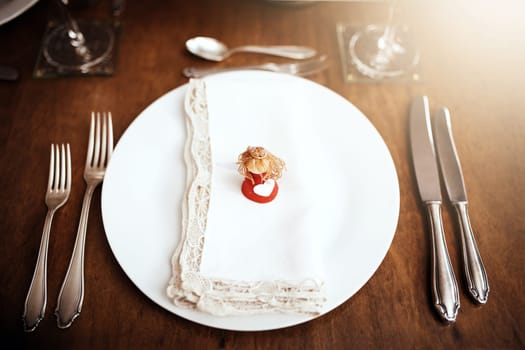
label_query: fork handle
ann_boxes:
[55,184,96,329]
[22,209,55,332]
[183,64,276,78]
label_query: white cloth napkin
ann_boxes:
[167,76,336,315]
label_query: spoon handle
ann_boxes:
[231,45,316,59]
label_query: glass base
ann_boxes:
[337,22,421,83]
[34,20,120,78]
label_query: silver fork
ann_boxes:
[182,55,329,78]
[23,144,71,332]
[55,112,113,329]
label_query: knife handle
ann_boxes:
[454,202,489,304]
[426,202,460,322]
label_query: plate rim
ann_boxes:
[0,0,38,26]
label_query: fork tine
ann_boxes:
[60,144,66,190]
[54,144,60,190]
[66,143,71,191]
[99,112,108,167]
[86,112,95,168]
[48,144,55,191]
[93,112,101,167]
[107,112,113,161]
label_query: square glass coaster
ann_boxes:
[33,20,121,78]
[336,22,422,83]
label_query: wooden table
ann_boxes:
[2,0,524,348]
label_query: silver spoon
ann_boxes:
[185,36,316,62]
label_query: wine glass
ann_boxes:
[349,0,419,80]
[42,0,115,73]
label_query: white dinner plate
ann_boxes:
[101,71,399,331]
[0,0,38,26]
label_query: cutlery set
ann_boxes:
[22,112,114,332]
[410,96,489,322]
[184,36,327,77]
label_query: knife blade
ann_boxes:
[409,96,460,322]
[433,107,489,304]
[0,65,18,81]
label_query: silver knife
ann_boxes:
[0,65,18,81]
[433,107,489,304]
[410,96,460,322]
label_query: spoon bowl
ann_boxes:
[185,36,316,62]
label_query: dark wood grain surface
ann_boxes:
[1,0,524,348]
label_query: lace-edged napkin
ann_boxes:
[167,77,333,316]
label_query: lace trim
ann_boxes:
[167,79,326,316]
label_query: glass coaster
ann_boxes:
[33,20,121,78]
[336,22,422,83]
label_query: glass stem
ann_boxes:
[54,0,92,59]
[380,0,397,48]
